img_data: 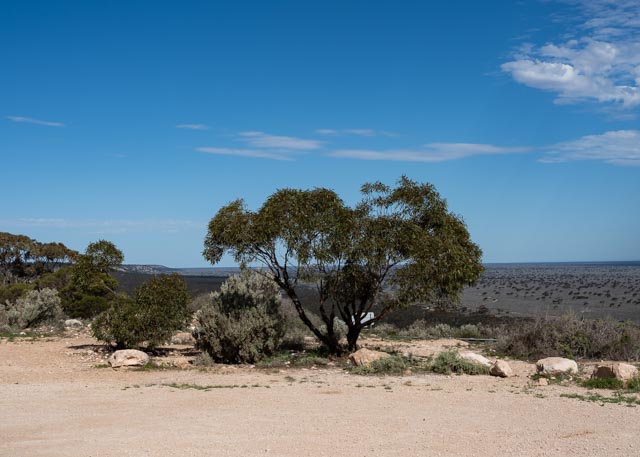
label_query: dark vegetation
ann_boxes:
[203,176,483,355]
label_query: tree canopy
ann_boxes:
[204,176,483,354]
[0,232,78,285]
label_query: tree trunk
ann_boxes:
[346,325,362,352]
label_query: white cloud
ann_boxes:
[238,131,321,150]
[197,131,321,161]
[0,218,203,234]
[6,116,65,127]
[330,143,529,162]
[197,147,294,161]
[316,128,396,137]
[343,129,376,136]
[176,123,209,130]
[502,0,640,109]
[543,130,640,166]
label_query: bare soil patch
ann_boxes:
[1,334,639,456]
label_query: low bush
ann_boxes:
[0,283,31,306]
[494,314,640,361]
[193,271,287,364]
[626,377,640,392]
[4,288,63,329]
[429,351,489,375]
[350,355,414,376]
[92,273,191,349]
[582,377,624,390]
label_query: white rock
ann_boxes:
[591,363,638,382]
[489,360,513,378]
[349,348,390,367]
[64,319,83,328]
[535,357,578,376]
[108,349,150,368]
[459,351,492,367]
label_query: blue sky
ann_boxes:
[1,0,639,266]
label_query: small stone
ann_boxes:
[591,362,638,382]
[535,357,578,375]
[459,351,492,367]
[537,378,549,386]
[349,348,390,367]
[64,319,83,328]
[108,349,150,368]
[489,360,513,378]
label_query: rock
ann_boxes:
[403,369,413,376]
[108,350,150,368]
[64,319,83,328]
[349,348,390,367]
[489,360,513,378]
[459,351,492,367]
[536,377,549,386]
[591,362,638,382]
[171,332,195,344]
[535,357,578,376]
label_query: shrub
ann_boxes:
[0,283,31,306]
[92,273,191,349]
[626,377,640,392]
[582,377,624,390]
[193,270,286,364]
[4,288,63,329]
[429,351,489,375]
[494,314,640,361]
[350,355,413,376]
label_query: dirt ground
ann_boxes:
[1,334,639,457]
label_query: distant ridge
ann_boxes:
[118,264,240,276]
[119,261,640,277]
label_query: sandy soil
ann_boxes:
[1,334,639,457]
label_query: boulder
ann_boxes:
[591,362,638,382]
[171,332,195,345]
[489,360,513,378]
[535,357,578,376]
[459,351,492,367]
[64,319,83,328]
[108,350,150,368]
[349,348,390,367]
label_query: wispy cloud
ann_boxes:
[238,131,322,150]
[330,143,529,162]
[6,116,65,127]
[198,131,321,161]
[316,128,396,137]
[0,218,203,234]
[542,130,640,166]
[197,147,295,161]
[501,0,640,109]
[176,123,209,130]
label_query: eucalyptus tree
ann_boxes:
[204,176,483,354]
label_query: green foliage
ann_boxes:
[429,351,489,375]
[61,240,124,318]
[0,283,31,305]
[626,377,640,392]
[350,355,414,376]
[193,271,287,364]
[582,377,625,390]
[0,232,78,285]
[561,392,640,406]
[4,288,63,329]
[494,314,640,361]
[203,176,483,354]
[92,273,191,349]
